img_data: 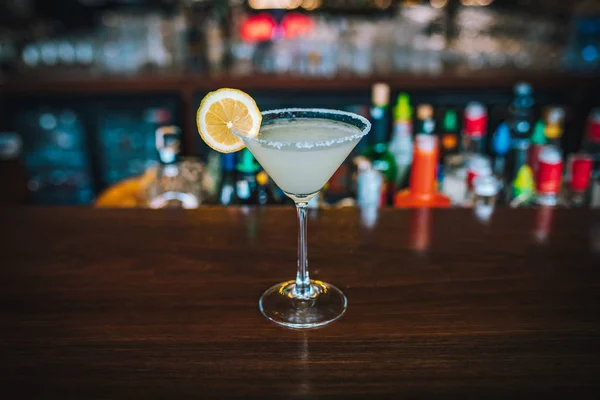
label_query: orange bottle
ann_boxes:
[394,135,451,208]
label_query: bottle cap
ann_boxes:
[393,93,412,121]
[441,134,458,151]
[155,126,180,164]
[442,109,457,132]
[545,124,562,140]
[539,145,562,165]
[416,104,433,121]
[474,175,499,197]
[545,107,565,125]
[372,83,390,107]
[492,122,511,155]
[531,120,547,145]
[544,108,564,139]
[256,171,269,186]
[468,154,492,170]
[465,102,486,119]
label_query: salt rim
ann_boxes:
[232,108,371,150]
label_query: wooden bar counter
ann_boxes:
[1,207,599,398]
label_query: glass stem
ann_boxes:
[294,202,313,298]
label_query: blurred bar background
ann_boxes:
[0,0,599,207]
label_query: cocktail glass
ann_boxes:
[234,108,371,328]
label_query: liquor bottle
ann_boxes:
[543,106,566,147]
[415,104,435,135]
[205,150,223,200]
[256,170,275,206]
[388,92,413,190]
[235,148,261,205]
[218,153,238,205]
[491,122,511,177]
[440,161,467,206]
[473,175,499,223]
[567,153,594,207]
[505,83,535,202]
[462,102,488,155]
[528,120,547,178]
[510,164,535,208]
[464,155,492,207]
[148,126,199,209]
[584,109,600,207]
[328,109,365,202]
[439,109,460,159]
[439,110,466,206]
[363,83,397,205]
[509,82,535,139]
[582,107,600,167]
[535,146,563,207]
[356,157,384,208]
[394,135,450,208]
[507,141,531,195]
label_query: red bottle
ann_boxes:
[535,145,563,206]
[568,153,594,207]
[463,102,488,155]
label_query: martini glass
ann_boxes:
[234,108,371,328]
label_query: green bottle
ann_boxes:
[235,149,261,204]
[363,83,398,205]
[511,164,535,207]
[529,120,547,178]
[388,92,413,188]
[440,109,459,157]
[531,120,547,146]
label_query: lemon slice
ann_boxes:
[196,88,262,153]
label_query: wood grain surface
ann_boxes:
[1,207,599,399]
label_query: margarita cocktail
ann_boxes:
[236,108,371,328]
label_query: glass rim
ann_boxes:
[232,108,371,149]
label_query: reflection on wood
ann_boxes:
[1,208,599,397]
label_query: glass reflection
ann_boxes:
[410,208,432,253]
[534,205,554,244]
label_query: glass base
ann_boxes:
[259,280,347,329]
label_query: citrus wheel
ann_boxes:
[196,88,262,153]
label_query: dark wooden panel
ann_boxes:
[2,71,600,94]
[1,207,599,398]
